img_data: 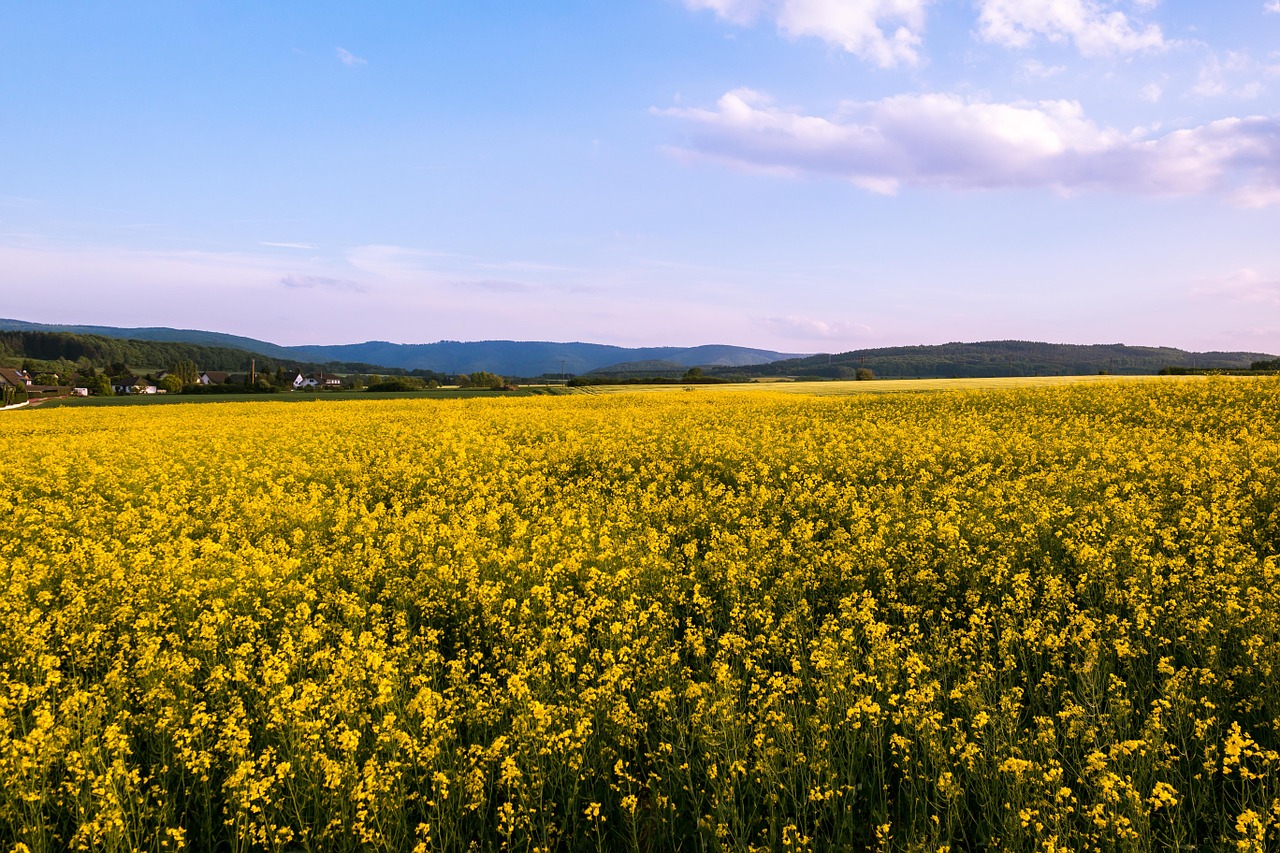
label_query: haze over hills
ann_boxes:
[2,319,1275,380]
[278,340,802,376]
[0,319,802,376]
[735,340,1277,379]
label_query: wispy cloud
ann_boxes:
[1020,58,1066,78]
[451,279,537,293]
[1193,268,1280,304]
[684,0,932,68]
[661,89,1280,205]
[1191,50,1269,99]
[336,47,367,67]
[975,0,1165,57]
[1266,2,1280,13]
[344,244,457,282]
[260,241,316,250]
[757,315,873,341]
[280,273,365,292]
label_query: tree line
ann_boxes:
[0,330,434,382]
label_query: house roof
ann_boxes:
[0,368,29,388]
[201,371,230,383]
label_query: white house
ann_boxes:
[294,372,343,389]
[112,376,158,395]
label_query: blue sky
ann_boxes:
[2,1,1279,352]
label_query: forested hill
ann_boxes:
[0,330,387,375]
[0,330,273,372]
[0,319,800,375]
[4,319,1275,380]
[284,340,798,375]
[737,341,1278,379]
[0,319,299,358]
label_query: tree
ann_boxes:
[93,375,114,396]
[169,359,199,387]
[366,377,426,392]
[466,371,503,389]
[1,384,26,407]
[682,367,704,382]
[855,368,874,381]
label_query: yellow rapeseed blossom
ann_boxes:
[0,378,1277,850]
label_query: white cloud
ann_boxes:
[336,47,367,67]
[451,279,537,294]
[1140,82,1163,102]
[260,241,317,250]
[344,244,452,279]
[1194,269,1280,304]
[661,89,1280,204]
[1192,51,1268,99]
[1267,2,1280,13]
[684,0,932,67]
[280,273,365,292]
[975,0,1165,57]
[1021,58,1067,78]
[758,314,874,341]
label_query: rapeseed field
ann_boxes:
[1,379,1278,851]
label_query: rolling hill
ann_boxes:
[733,340,1277,379]
[4,320,1273,380]
[0,319,801,376]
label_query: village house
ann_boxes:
[112,376,158,395]
[0,368,32,390]
[293,371,343,389]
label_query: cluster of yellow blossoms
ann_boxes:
[1,378,1278,851]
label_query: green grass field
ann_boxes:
[572,373,1219,396]
[27,386,572,409]
[11,374,1244,412]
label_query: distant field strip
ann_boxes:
[578,373,1209,395]
[1,378,1278,850]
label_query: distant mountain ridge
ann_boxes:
[4,320,1272,380]
[0,319,802,376]
[0,318,302,359]
[737,340,1277,379]
[277,340,802,375]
